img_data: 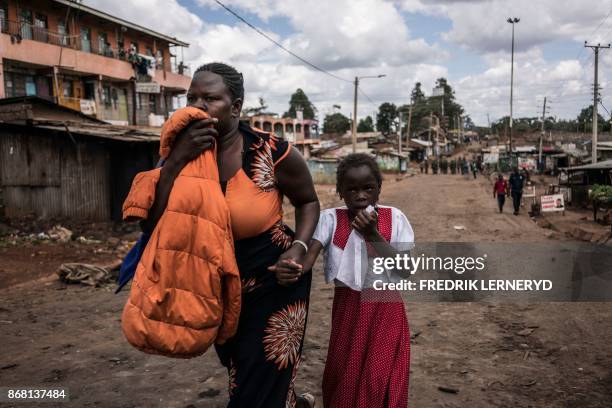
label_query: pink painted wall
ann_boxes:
[1,34,190,90]
[0,59,4,98]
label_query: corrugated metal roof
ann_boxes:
[4,120,160,143]
[565,159,612,171]
[51,0,189,46]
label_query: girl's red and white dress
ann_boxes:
[312,205,414,408]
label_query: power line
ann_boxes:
[589,8,612,38]
[213,0,351,83]
[358,87,379,110]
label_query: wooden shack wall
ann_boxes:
[108,143,159,221]
[0,127,111,220]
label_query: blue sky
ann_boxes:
[88,0,612,125]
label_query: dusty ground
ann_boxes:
[1,173,611,408]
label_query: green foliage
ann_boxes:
[407,78,465,134]
[490,104,612,134]
[577,105,610,132]
[283,89,316,120]
[411,82,425,104]
[434,78,464,129]
[590,184,612,203]
[357,115,374,132]
[323,112,351,134]
[376,102,398,135]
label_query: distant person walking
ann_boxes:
[493,174,509,213]
[471,161,478,179]
[509,167,525,215]
[461,158,469,176]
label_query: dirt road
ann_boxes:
[1,172,611,407]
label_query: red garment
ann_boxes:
[323,207,410,408]
[494,179,508,195]
[323,288,410,408]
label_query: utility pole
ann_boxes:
[585,42,610,163]
[406,104,413,146]
[352,76,359,153]
[538,97,547,169]
[398,110,403,156]
[351,74,386,153]
[507,17,520,157]
[428,111,433,144]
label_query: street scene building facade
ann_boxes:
[244,114,319,143]
[0,0,191,126]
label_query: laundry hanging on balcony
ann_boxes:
[129,54,156,77]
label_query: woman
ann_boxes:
[140,62,320,407]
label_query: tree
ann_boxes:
[376,102,398,135]
[577,105,610,132]
[242,97,269,116]
[357,115,374,132]
[283,88,316,119]
[433,77,464,130]
[323,112,351,134]
[464,115,475,130]
[411,82,425,104]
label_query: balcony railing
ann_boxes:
[1,19,189,75]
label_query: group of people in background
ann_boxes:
[493,167,526,215]
[419,156,481,178]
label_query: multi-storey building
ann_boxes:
[244,114,319,143]
[0,0,191,125]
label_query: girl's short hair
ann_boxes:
[336,153,382,193]
[194,62,244,101]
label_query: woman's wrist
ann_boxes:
[291,239,308,253]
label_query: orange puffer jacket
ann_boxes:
[120,107,241,358]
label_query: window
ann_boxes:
[97,32,107,55]
[62,80,73,98]
[80,27,91,53]
[19,9,33,40]
[57,21,68,46]
[102,86,112,107]
[4,73,14,97]
[84,82,95,100]
[0,2,8,33]
[156,49,164,69]
[24,76,36,96]
[148,94,157,114]
[130,42,139,54]
[145,46,153,57]
[117,39,125,59]
[34,13,48,42]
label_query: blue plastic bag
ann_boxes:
[115,233,150,294]
[116,159,164,294]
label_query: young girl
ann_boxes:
[303,153,414,408]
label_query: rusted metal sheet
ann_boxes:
[1,120,158,221]
[0,132,61,187]
[3,186,64,218]
[60,139,111,220]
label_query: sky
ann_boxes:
[85,0,612,126]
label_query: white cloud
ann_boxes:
[201,0,447,69]
[454,47,593,125]
[84,0,612,126]
[399,0,612,53]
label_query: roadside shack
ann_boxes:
[561,159,612,207]
[0,97,160,221]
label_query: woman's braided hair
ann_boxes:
[194,62,244,101]
[336,153,382,193]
